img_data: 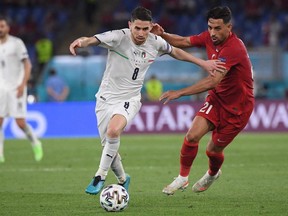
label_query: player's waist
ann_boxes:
[96,92,141,104]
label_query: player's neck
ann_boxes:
[131,35,145,46]
[0,34,8,44]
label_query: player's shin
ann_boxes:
[97,137,120,179]
[206,150,224,176]
[111,153,126,184]
[180,138,199,177]
[22,124,40,146]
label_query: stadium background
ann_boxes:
[1,2,288,216]
[1,0,288,138]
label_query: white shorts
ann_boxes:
[95,99,142,145]
[0,87,27,118]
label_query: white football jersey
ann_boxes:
[0,35,29,90]
[94,28,172,104]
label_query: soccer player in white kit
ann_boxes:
[0,16,43,163]
[69,6,225,195]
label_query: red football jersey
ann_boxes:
[190,31,254,115]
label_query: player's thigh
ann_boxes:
[107,114,127,137]
[212,110,250,147]
[111,100,141,127]
[189,96,219,142]
[95,101,111,145]
[186,116,212,142]
[96,100,141,144]
[0,88,8,117]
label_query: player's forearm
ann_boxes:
[22,58,32,86]
[178,76,215,97]
[171,47,205,66]
[79,36,100,47]
[162,32,190,48]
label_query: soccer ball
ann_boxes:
[99,184,129,212]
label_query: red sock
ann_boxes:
[179,138,198,177]
[206,150,224,176]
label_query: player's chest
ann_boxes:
[117,45,157,67]
[0,43,17,58]
[206,45,221,60]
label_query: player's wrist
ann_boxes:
[162,32,168,37]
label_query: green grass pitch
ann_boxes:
[0,133,287,216]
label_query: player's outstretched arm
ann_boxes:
[170,47,226,75]
[160,70,227,105]
[69,36,100,55]
[151,23,191,48]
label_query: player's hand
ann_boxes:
[151,23,164,36]
[69,39,82,56]
[16,84,25,98]
[159,90,181,104]
[203,60,226,76]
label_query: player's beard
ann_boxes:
[0,32,7,40]
[211,36,220,45]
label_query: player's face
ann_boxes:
[129,19,152,45]
[0,20,9,40]
[208,18,232,45]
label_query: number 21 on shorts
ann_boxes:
[199,102,213,114]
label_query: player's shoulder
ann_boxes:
[229,33,246,47]
[149,32,162,40]
[117,28,130,36]
[147,33,166,45]
[225,33,247,53]
[100,28,129,37]
[7,35,25,47]
[8,35,22,42]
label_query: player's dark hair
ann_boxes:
[206,6,232,24]
[0,15,11,26]
[131,6,152,22]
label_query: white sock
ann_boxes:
[0,127,4,157]
[178,175,188,181]
[111,153,126,184]
[21,124,40,146]
[96,137,120,179]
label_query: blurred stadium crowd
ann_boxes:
[1,0,288,101]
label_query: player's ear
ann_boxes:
[227,22,232,31]
[148,22,153,31]
[128,21,132,29]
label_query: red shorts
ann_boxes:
[196,95,253,147]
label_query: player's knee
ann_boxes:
[185,133,201,144]
[106,127,121,138]
[16,121,26,130]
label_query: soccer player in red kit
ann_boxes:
[151,6,254,195]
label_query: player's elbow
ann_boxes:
[206,78,220,89]
[175,37,191,48]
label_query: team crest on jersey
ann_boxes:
[132,49,147,66]
[133,50,146,59]
[218,57,226,62]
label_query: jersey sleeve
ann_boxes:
[156,35,172,56]
[189,31,209,47]
[94,29,124,49]
[17,38,29,61]
[218,44,242,72]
